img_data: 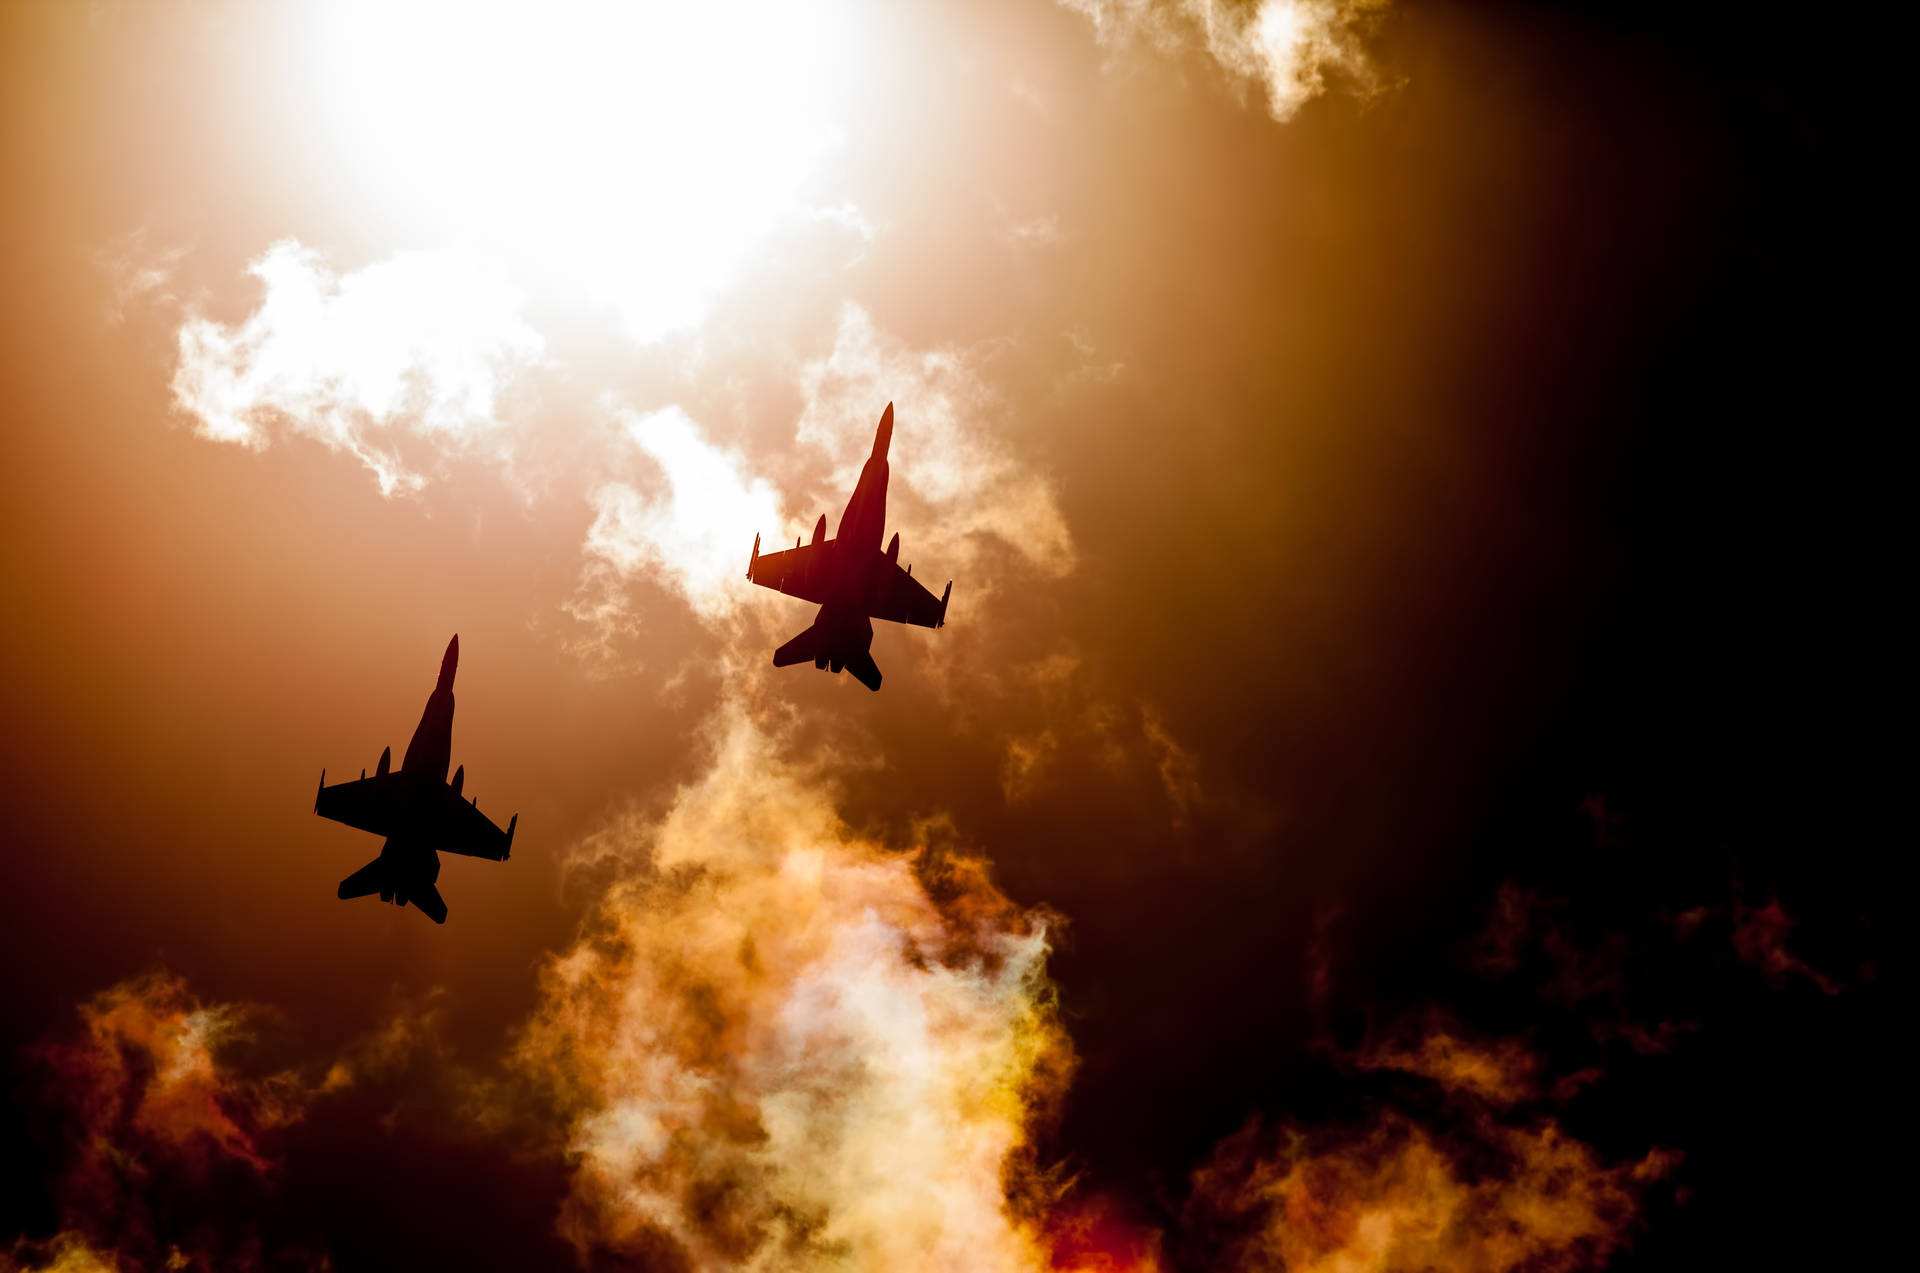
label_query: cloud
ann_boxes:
[1141,705,1202,824]
[1,1233,121,1273]
[1358,1024,1542,1107]
[797,303,1077,591]
[45,971,302,1180]
[568,305,1080,671]
[1001,728,1063,802]
[1189,1030,1674,1273]
[1002,212,1068,250]
[510,701,1079,1270]
[1728,899,1841,995]
[171,241,544,495]
[18,971,323,1272]
[94,229,189,326]
[1190,1116,1668,1273]
[318,986,456,1096]
[976,652,1211,826]
[1060,0,1389,121]
[582,406,789,623]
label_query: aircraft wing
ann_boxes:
[315,771,409,837]
[435,787,516,861]
[748,541,833,605]
[869,557,948,629]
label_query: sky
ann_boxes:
[0,1,1894,1270]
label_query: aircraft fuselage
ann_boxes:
[800,419,896,669]
[399,637,458,781]
[751,403,949,691]
[318,633,516,924]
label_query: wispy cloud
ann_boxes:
[1190,1026,1674,1273]
[797,303,1077,593]
[582,406,789,622]
[1060,0,1390,121]
[94,228,190,326]
[171,241,544,495]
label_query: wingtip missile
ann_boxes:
[505,812,518,860]
[748,532,760,579]
[939,580,952,628]
[316,769,325,812]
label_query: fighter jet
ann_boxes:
[746,402,951,691]
[313,635,515,924]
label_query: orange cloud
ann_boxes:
[1059,0,1390,122]
[1191,1114,1668,1273]
[1192,1028,1674,1273]
[1358,1025,1541,1107]
[0,1233,121,1273]
[18,971,321,1272]
[46,971,301,1181]
[510,702,1080,1270]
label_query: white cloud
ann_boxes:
[570,307,1079,659]
[170,241,544,495]
[582,407,787,620]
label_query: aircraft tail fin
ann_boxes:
[773,623,822,668]
[411,882,448,925]
[337,857,387,901]
[845,649,883,692]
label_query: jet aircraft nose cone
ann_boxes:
[873,402,894,458]
[439,634,459,688]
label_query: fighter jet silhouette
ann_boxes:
[313,635,516,924]
[746,402,951,691]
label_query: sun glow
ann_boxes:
[309,0,855,342]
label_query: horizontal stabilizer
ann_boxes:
[412,882,448,925]
[846,649,883,692]
[773,623,822,668]
[338,857,387,901]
